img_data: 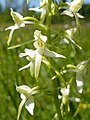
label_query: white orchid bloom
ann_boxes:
[29,0,48,20]
[61,59,89,94]
[60,28,82,49]
[29,0,54,21]
[60,84,70,104]
[19,48,36,77]
[62,0,84,18]
[16,85,38,120]
[19,30,66,79]
[58,84,80,105]
[5,8,33,45]
[76,60,89,93]
[58,84,80,116]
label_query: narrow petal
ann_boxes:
[19,53,27,57]
[7,29,14,46]
[5,25,19,46]
[19,62,32,71]
[5,25,18,30]
[16,85,31,94]
[35,53,42,79]
[25,49,36,57]
[29,7,41,12]
[44,48,66,58]
[76,73,83,93]
[61,10,74,17]
[76,13,84,18]
[69,97,80,102]
[24,21,34,24]
[30,62,35,77]
[60,38,69,44]
[17,99,26,120]
[69,38,82,49]
[25,96,35,115]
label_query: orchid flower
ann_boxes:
[5,8,33,45]
[19,30,66,79]
[58,84,80,116]
[61,0,84,18]
[29,0,54,22]
[76,59,90,93]
[61,59,90,93]
[29,0,48,20]
[16,85,38,120]
[60,28,82,49]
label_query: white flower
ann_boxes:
[60,28,82,49]
[19,49,36,77]
[16,85,38,120]
[29,0,54,21]
[61,0,84,18]
[60,84,70,104]
[5,8,33,45]
[76,60,89,93]
[19,30,66,79]
[29,0,48,20]
[58,84,80,104]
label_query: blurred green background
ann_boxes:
[0,3,90,120]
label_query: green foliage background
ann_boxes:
[0,9,90,120]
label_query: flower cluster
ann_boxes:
[19,30,66,79]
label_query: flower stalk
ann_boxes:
[46,0,52,41]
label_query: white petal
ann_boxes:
[69,38,82,49]
[7,29,14,46]
[24,21,34,24]
[60,38,69,44]
[61,10,74,17]
[69,97,80,102]
[11,8,23,20]
[44,48,66,58]
[76,74,83,93]
[76,13,84,18]
[29,7,41,12]
[19,53,27,57]
[34,30,41,40]
[17,85,31,92]
[25,49,36,57]
[5,25,18,30]
[19,62,32,71]
[58,95,62,99]
[16,85,31,97]
[40,34,47,43]
[61,87,69,96]
[30,62,35,77]
[20,93,26,100]
[17,99,26,120]
[35,53,42,79]
[25,96,35,115]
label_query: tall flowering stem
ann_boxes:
[46,1,63,119]
[46,0,52,41]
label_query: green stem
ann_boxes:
[42,59,66,87]
[52,78,63,120]
[46,1,63,119]
[46,0,52,40]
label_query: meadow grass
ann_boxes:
[0,21,90,120]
